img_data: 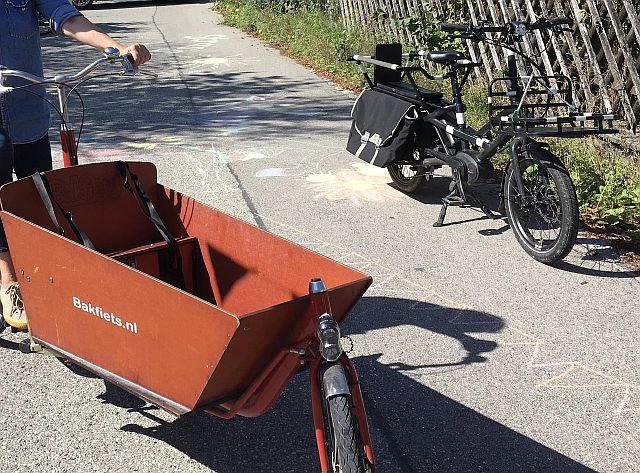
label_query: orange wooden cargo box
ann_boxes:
[0,162,372,419]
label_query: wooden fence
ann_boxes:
[336,0,640,132]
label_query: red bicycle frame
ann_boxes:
[54,73,79,167]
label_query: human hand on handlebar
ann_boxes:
[120,43,151,68]
[61,16,151,67]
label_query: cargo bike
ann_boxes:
[347,17,618,264]
[0,51,375,473]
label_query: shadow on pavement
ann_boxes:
[552,236,640,277]
[400,176,509,229]
[117,355,594,473]
[104,296,594,472]
[0,333,19,351]
[554,259,639,278]
[345,296,503,367]
[40,27,352,149]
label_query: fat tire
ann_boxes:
[327,394,366,473]
[387,162,426,193]
[504,151,579,264]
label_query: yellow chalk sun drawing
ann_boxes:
[351,161,389,177]
[306,163,400,206]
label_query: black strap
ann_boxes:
[115,161,185,290]
[32,172,96,250]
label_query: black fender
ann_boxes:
[499,141,569,212]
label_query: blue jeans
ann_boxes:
[0,120,52,252]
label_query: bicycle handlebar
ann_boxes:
[440,23,473,33]
[549,16,573,26]
[0,47,155,92]
[348,55,402,70]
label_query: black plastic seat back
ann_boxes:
[374,43,402,85]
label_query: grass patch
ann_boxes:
[212,1,640,243]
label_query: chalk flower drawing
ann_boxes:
[306,162,401,205]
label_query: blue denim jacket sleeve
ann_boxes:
[35,0,82,34]
[0,0,81,143]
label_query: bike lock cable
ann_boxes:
[6,82,69,123]
[61,71,132,151]
[7,82,86,153]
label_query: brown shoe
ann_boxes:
[1,283,27,330]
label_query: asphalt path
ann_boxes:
[1,2,639,472]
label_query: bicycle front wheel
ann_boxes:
[503,150,579,264]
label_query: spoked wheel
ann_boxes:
[503,150,579,264]
[387,150,426,193]
[327,394,368,473]
[388,163,427,193]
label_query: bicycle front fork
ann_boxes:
[60,123,78,167]
[56,83,78,167]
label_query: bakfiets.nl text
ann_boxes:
[72,297,138,334]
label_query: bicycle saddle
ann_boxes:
[427,50,465,64]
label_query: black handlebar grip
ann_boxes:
[439,23,468,33]
[550,16,573,27]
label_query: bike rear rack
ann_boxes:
[488,74,618,137]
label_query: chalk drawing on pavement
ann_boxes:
[256,168,285,177]
[179,34,227,51]
[305,162,401,205]
[125,136,185,151]
[51,147,131,162]
[186,55,260,75]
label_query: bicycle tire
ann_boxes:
[387,148,427,193]
[326,394,369,473]
[503,150,579,263]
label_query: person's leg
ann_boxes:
[0,123,16,287]
[0,132,51,330]
[0,124,28,329]
[13,133,53,178]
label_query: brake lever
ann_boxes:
[120,54,137,75]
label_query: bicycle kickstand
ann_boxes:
[433,168,466,227]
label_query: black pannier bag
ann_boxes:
[346,89,418,168]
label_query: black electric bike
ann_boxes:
[348,17,617,264]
